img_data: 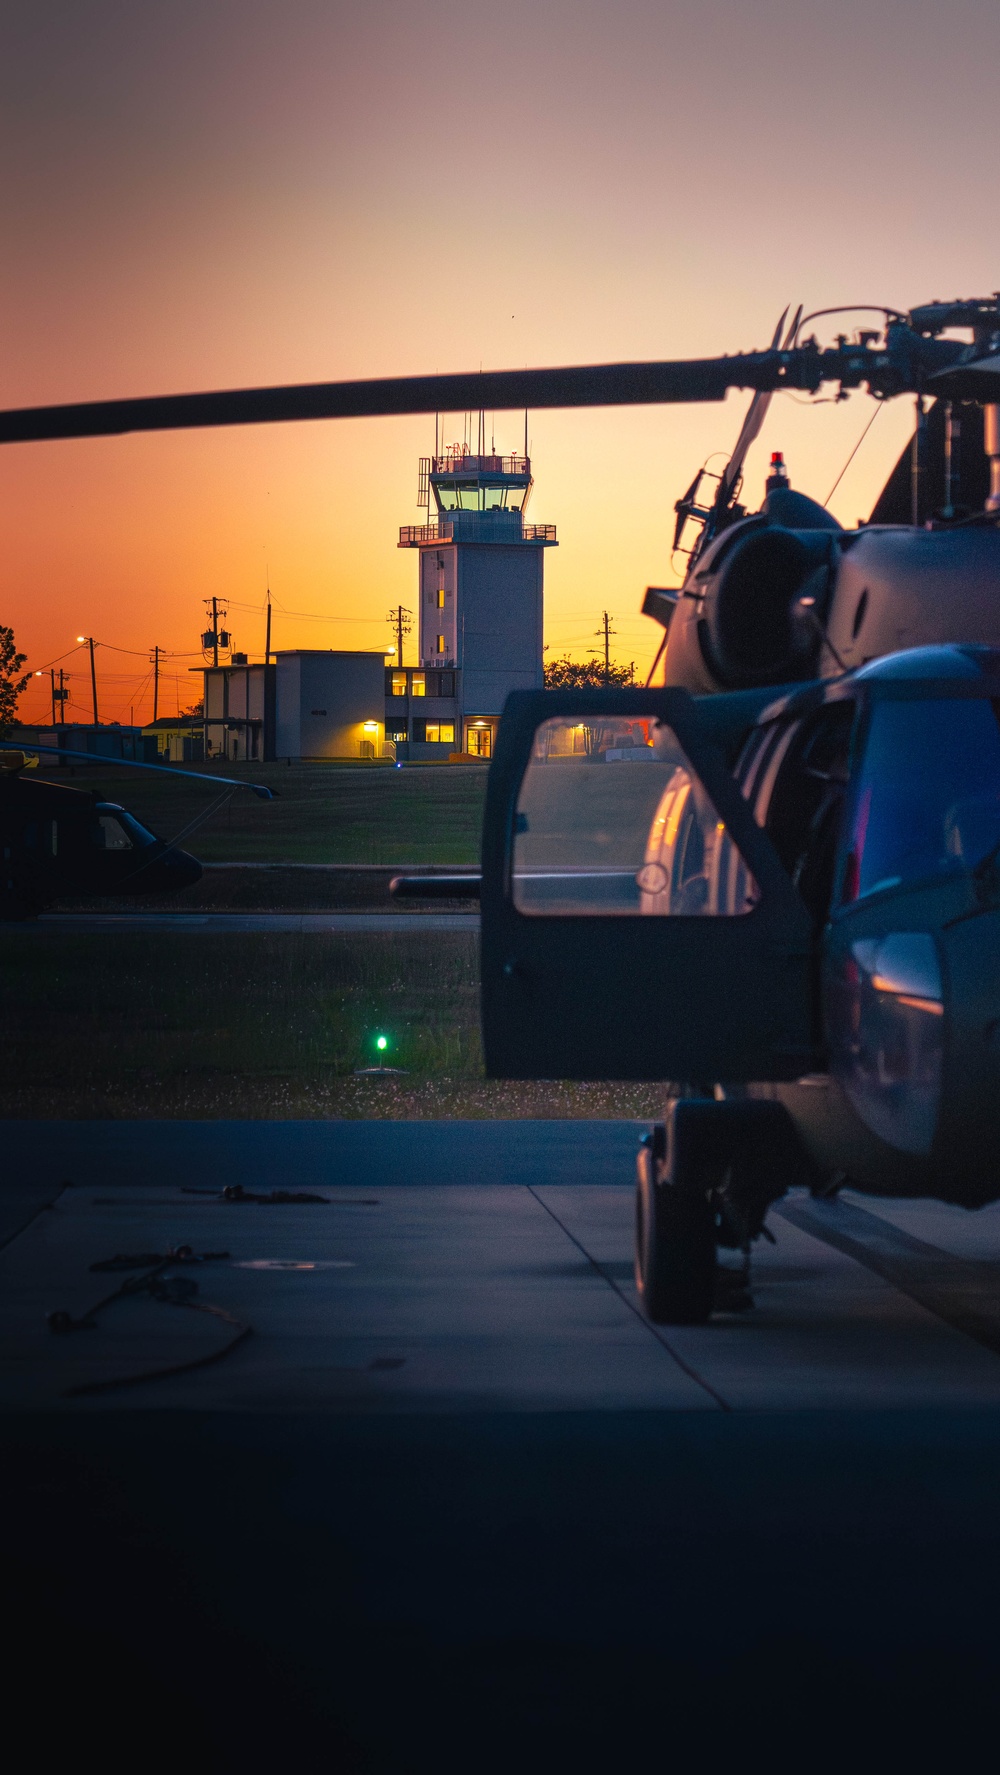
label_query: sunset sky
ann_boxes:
[3,0,997,723]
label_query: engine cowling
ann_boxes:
[695,521,836,688]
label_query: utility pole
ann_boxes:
[596,611,616,685]
[47,667,67,720]
[264,588,272,666]
[387,604,412,668]
[202,597,228,668]
[150,644,161,722]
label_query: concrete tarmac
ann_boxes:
[7,1118,1000,1767]
[7,1119,1000,1412]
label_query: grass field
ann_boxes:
[36,761,488,864]
[0,929,661,1120]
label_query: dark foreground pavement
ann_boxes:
[5,1120,1000,1769]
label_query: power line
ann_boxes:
[27,642,88,672]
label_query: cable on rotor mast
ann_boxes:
[824,401,885,505]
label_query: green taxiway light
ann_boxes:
[376,1035,388,1051]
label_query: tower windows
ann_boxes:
[436,635,447,654]
[437,588,446,608]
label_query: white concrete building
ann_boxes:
[274,651,387,761]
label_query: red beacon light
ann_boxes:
[765,450,790,494]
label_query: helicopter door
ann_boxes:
[481,689,816,1081]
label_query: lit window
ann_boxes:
[411,673,426,696]
[437,588,446,608]
[425,723,455,744]
[391,671,406,696]
[436,635,446,654]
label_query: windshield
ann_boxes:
[94,803,158,850]
[841,697,1000,902]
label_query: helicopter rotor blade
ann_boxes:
[0,354,797,446]
[717,304,803,506]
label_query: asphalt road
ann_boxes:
[34,910,479,932]
[6,1118,1000,1768]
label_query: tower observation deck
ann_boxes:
[399,449,557,549]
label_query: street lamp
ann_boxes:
[77,636,99,724]
[35,670,52,725]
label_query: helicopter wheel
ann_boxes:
[635,1119,716,1325]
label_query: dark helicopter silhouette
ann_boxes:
[0,746,271,919]
[5,293,1000,1319]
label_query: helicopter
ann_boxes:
[0,745,271,919]
[5,293,1000,1320]
[473,647,1000,1321]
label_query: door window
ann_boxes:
[512,714,759,916]
[481,690,816,1082]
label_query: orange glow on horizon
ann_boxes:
[3,0,994,725]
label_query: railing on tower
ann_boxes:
[399,519,556,546]
[431,451,529,477]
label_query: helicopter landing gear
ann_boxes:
[635,1116,715,1325]
[635,1098,805,1325]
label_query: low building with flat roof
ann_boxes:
[274,651,387,761]
[7,723,156,765]
[202,661,275,762]
[144,715,205,764]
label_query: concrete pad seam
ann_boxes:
[524,1184,730,1412]
[0,1182,72,1255]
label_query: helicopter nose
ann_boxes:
[135,846,202,892]
[159,847,202,888]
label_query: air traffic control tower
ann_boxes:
[394,437,556,758]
